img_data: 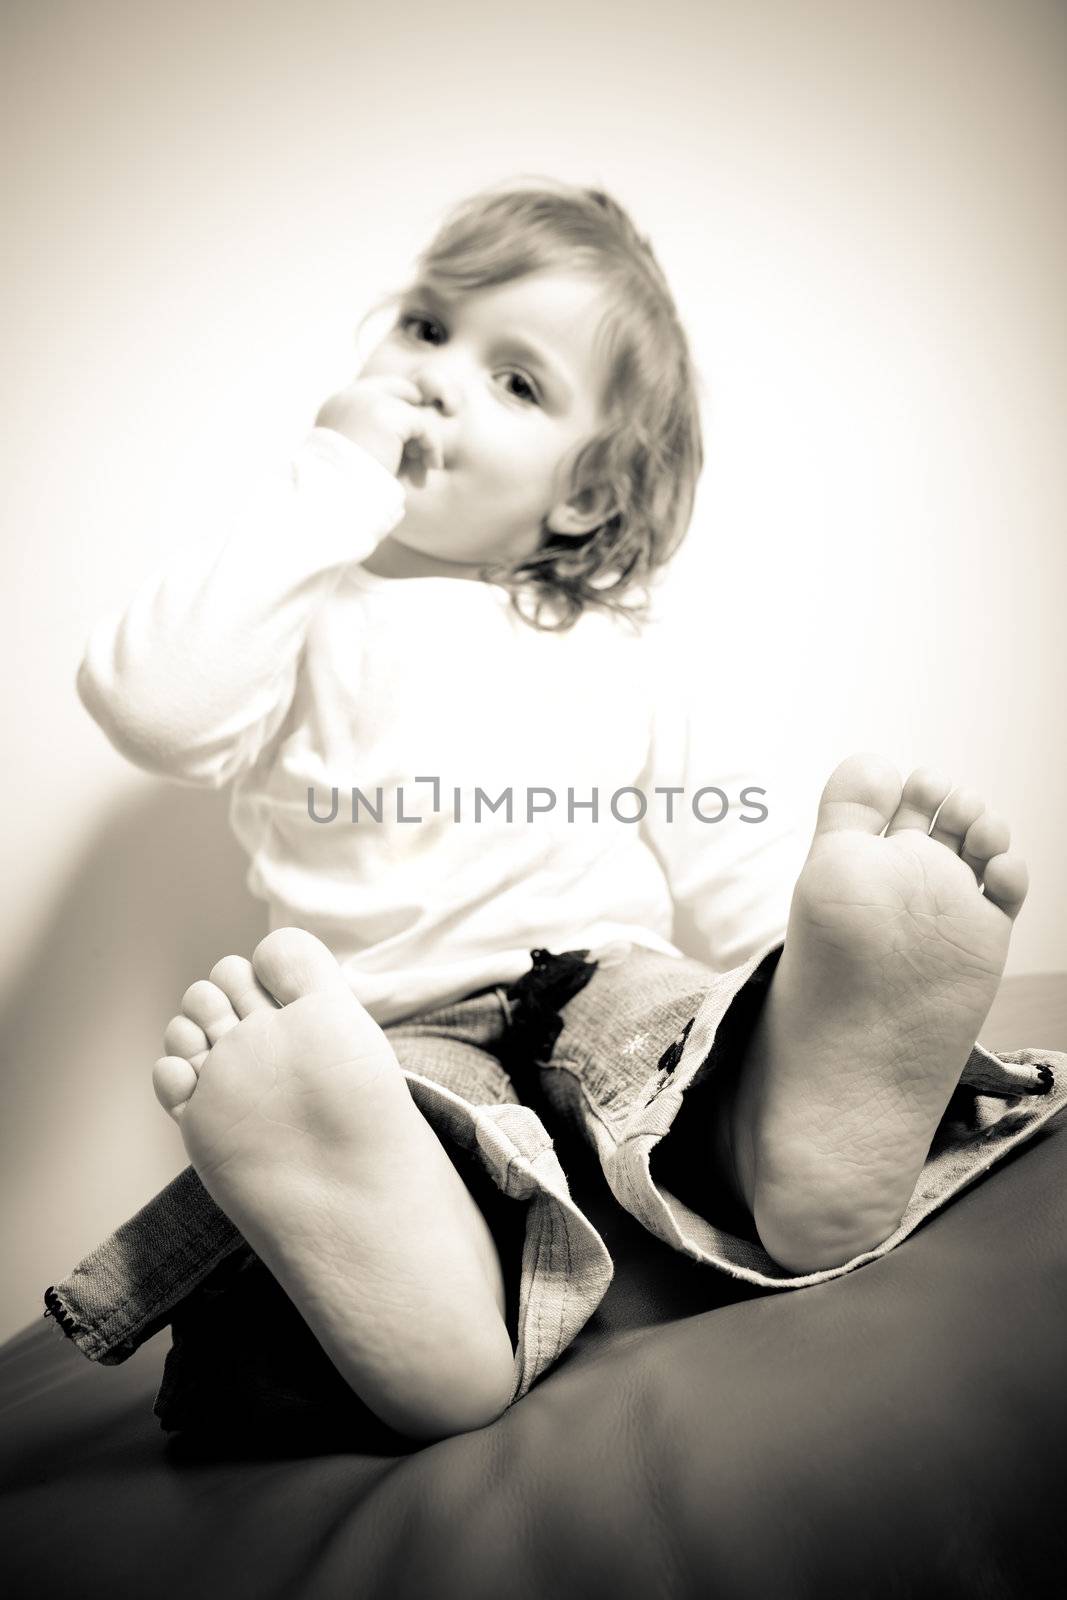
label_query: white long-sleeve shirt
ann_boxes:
[79,428,804,1023]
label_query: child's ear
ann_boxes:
[546,483,616,538]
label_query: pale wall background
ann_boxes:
[2,0,1064,1342]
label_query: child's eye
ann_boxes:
[398,312,443,344]
[501,370,541,405]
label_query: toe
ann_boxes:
[208,955,276,1018]
[884,767,954,837]
[153,1055,199,1121]
[814,753,902,838]
[981,852,1029,920]
[182,979,241,1044]
[930,787,986,854]
[163,1013,209,1061]
[961,809,1011,883]
[252,927,350,1004]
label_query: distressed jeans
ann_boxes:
[44,941,1066,1432]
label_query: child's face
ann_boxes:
[359,269,611,570]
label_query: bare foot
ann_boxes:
[153,928,514,1440]
[726,754,1028,1272]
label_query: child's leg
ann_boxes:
[151,929,514,1440]
[516,769,1063,1290]
[47,956,613,1441]
[715,753,1047,1272]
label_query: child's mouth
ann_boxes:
[399,444,435,490]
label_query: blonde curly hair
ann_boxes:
[361,176,705,633]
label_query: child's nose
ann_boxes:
[412,367,458,415]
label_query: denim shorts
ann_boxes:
[44,941,1066,1429]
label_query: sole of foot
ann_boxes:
[153,927,514,1440]
[728,753,1028,1273]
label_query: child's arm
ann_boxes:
[78,377,444,787]
[638,627,806,971]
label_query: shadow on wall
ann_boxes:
[1,785,265,1343]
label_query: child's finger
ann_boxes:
[358,373,424,404]
[411,408,446,469]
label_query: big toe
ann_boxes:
[252,927,350,1004]
[813,752,903,838]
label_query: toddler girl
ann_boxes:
[47,178,1063,1443]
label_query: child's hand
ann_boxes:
[314,376,446,480]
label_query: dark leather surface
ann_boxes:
[3,981,1066,1599]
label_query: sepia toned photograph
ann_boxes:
[2,1,1065,1595]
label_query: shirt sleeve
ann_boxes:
[77,428,407,787]
[637,623,806,971]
